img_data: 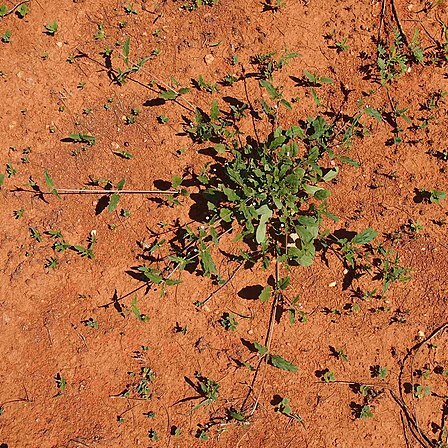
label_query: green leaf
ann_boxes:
[171,175,182,189]
[116,178,126,190]
[165,279,182,286]
[199,244,217,276]
[259,286,271,303]
[269,354,298,372]
[210,100,220,120]
[322,168,339,182]
[159,90,178,100]
[0,5,8,16]
[0,173,4,187]
[277,276,290,290]
[219,208,232,222]
[214,143,226,154]
[260,79,279,99]
[44,170,54,188]
[108,193,120,212]
[256,205,272,244]
[339,156,360,167]
[123,36,130,64]
[314,189,331,200]
[364,107,382,122]
[303,70,315,83]
[352,228,378,245]
[16,3,29,17]
[254,341,267,355]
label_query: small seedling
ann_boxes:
[262,0,286,12]
[219,312,238,331]
[82,318,98,329]
[124,3,137,14]
[45,257,58,269]
[130,295,149,322]
[323,370,335,383]
[44,21,58,35]
[414,385,431,399]
[1,30,11,43]
[377,30,408,84]
[13,209,25,219]
[157,114,169,124]
[30,227,42,242]
[16,3,29,18]
[334,37,349,52]
[6,163,16,177]
[54,373,66,396]
[74,230,97,259]
[303,70,334,86]
[275,397,302,422]
[94,24,106,40]
[190,372,220,411]
[65,133,95,145]
[148,429,158,441]
[359,405,374,420]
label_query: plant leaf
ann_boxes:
[210,100,220,120]
[108,193,120,213]
[254,341,267,355]
[269,354,298,372]
[259,286,271,303]
[352,228,378,245]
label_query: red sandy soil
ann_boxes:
[0,0,447,447]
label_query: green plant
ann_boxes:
[124,3,137,14]
[65,132,96,145]
[94,24,106,40]
[323,370,335,383]
[429,189,446,203]
[6,163,16,177]
[16,3,29,18]
[334,37,349,52]
[194,75,218,93]
[377,30,408,84]
[74,230,97,259]
[219,312,238,331]
[82,318,98,329]
[262,0,286,12]
[182,0,218,11]
[1,29,11,43]
[359,405,374,420]
[130,295,149,322]
[303,70,334,86]
[190,372,220,411]
[410,29,424,63]
[414,384,431,399]
[30,227,42,242]
[376,246,411,293]
[274,397,302,422]
[44,21,58,35]
[54,373,66,396]
[45,257,58,269]
[253,341,298,372]
[13,209,24,219]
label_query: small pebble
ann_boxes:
[328,281,337,287]
[204,54,215,65]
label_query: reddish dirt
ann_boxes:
[1,0,448,447]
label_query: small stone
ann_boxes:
[204,54,214,65]
[328,281,337,287]
[343,268,348,275]
[417,330,425,339]
[56,42,63,48]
